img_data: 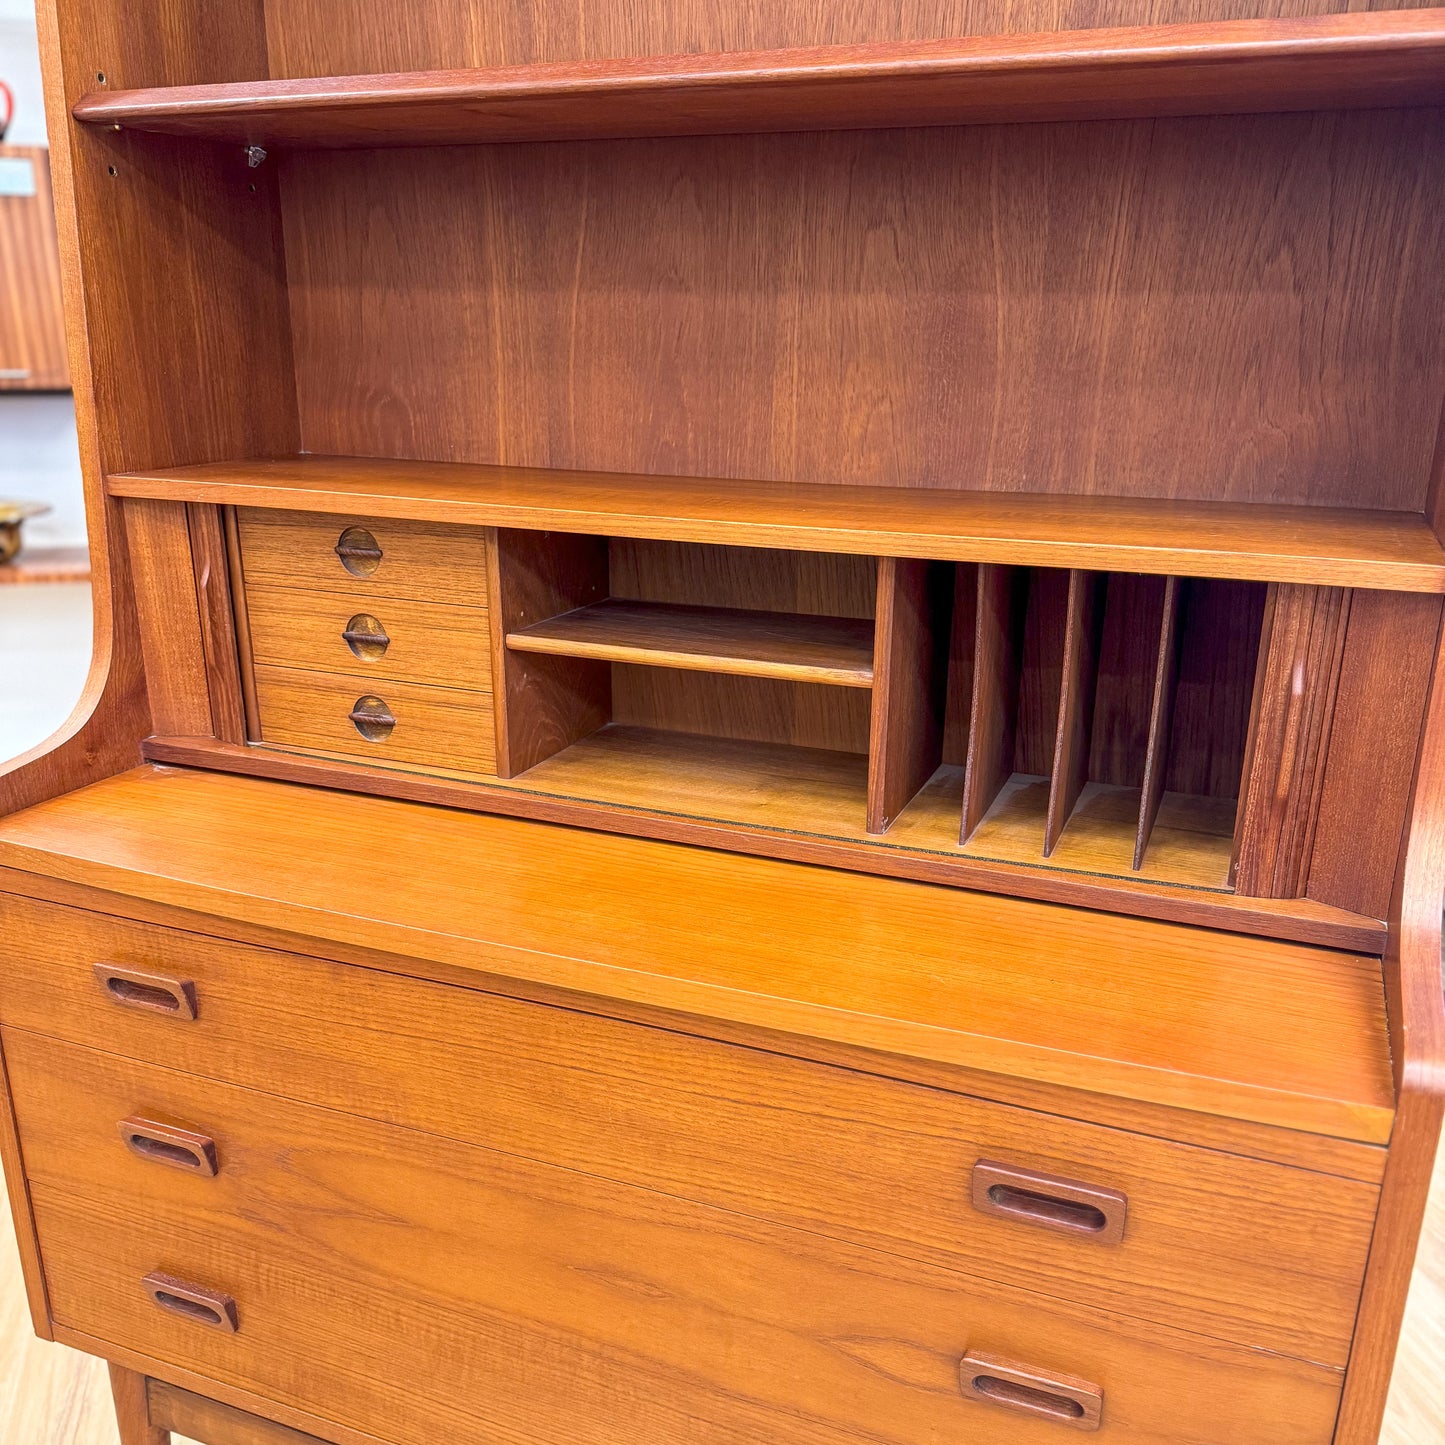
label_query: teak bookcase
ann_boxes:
[3,3,1444,1443]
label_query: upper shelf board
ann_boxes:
[507,600,876,687]
[108,456,1445,592]
[72,11,1445,149]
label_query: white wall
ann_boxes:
[1,0,87,550]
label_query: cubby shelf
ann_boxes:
[506,599,875,687]
[73,11,1445,148]
[108,456,1445,591]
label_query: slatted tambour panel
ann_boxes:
[960,567,1265,888]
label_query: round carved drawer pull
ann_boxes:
[335,525,383,577]
[349,695,397,742]
[342,613,391,661]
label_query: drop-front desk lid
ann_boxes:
[0,765,1393,1150]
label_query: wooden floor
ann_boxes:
[1,1123,1440,1444]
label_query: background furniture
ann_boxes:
[0,142,68,392]
[2,3,1444,1443]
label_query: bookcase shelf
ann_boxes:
[72,11,1445,149]
[108,456,1445,592]
[506,599,876,687]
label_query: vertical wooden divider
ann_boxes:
[487,529,611,777]
[186,504,247,745]
[1134,576,1183,870]
[1044,570,1106,857]
[866,557,952,834]
[960,564,1029,843]
[124,497,214,739]
[1232,583,1352,897]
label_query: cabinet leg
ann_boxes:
[109,1363,169,1445]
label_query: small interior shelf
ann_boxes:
[506,599,875,687]
[109,457,1445,592]
[72,11,1445,148]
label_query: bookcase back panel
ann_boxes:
[280,107,1445,509]
[261,0,1445,76]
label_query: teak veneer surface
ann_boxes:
[14,1038,1347,1445]
[110,457,1445,591]
[0,765,1393,1143]
[70,11,1445,147]
[0,893,1377,1362]
[507,598,876,687]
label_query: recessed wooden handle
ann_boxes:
[960,1352,1102,1431]
[971,1160,1127,1245]
[120,1117,219,1177]
[348,694,397,741]
[93,964,197,1021]
[143,1272,238,1332]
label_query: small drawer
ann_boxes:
[253,665,496,773]
[9,1031,1345,1445]
[0,894,1378,1366]
[246,585,492,691]
[236,507,488,605]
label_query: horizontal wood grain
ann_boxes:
[252,667,496,774]
[246,585,492,691]
[148,1379,334,1445]
[235,506,488,605]
[507,598,875,686]
[71,12,1445,147]
[112,457,1445,591]
[0,904,1380,1362]
[13,1038,1346,1445]
[0,766,1395,1142]
[139,735,1386,952]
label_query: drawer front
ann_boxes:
[0,894,1377,1365]
[247,585,492,691]
[9,1032,1343,1445]
[237,507,488,605]
[253,665,496,773]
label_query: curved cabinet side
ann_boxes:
[1338,611,1445,1444]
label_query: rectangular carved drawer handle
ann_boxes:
[93,964,198,1021]
[142,1272,238,1333]
[960,1352,1103,1432]
[119,1117,219,1177]
[971,1160,1127,1245]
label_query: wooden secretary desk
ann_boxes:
[3,2,1445,1442]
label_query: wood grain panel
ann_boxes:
[236,508,488,606]
[186,505,246,745]
[1045,570,1106,855]
[1136,578,1183,870]
[277,109,1445,511]
[258,0,1445,76]
[71,14,1445,146]
[508,598,875,686]
[1090,573,1169,789]
[1233,584,1351,897]
[246,585,492,691]
[149,1380,331,1445]
[0,146,68,390]
[0,765,1395,1142]
[486,528,609,776]
[866,558,951,832]
[253,666,495,774]
[123,499,211,739]
[116,459,1445,590]
[14,1042,1346,1445]
[960,565,1027,840]
[1307,591,1444,919]
[0,899,1380,1361]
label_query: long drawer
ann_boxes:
[0,893,1378,1364]
[8,1031,1344,1445]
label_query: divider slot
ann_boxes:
[1135,577,1183,869]
[1045,571,1107,856]
[961,565,1030,843]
